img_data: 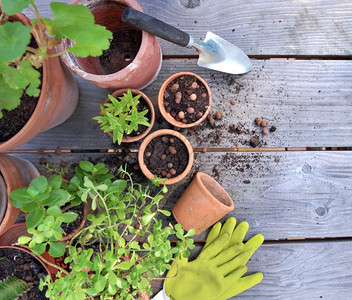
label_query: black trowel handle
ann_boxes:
[122,7,191,47]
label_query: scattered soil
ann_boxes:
[143,135,189,179]
[0,247,48,299]
[99,29,142,74]
[163,75,209,124]
[61,202,85,237]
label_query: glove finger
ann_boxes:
[212,243,244,266]
[218,251,252,276]
[198,232,230,259]
[229,221,249,246]
[219,217,237,238]
[165,256,188,279]
[243,234,264,264]
[222,272,263,299]
[204,221,222,249]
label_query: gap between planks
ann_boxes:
[163,56,352,61]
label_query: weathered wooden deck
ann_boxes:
[9,0,352,298]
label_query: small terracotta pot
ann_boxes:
[158,72,212,128]
[0,154,39,236]
[101,88,155,143]
[0,12,79,152]
[172,172,234,235]
[138,129,194,185]
[58,0,162,90]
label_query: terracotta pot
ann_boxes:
[101,88,155,143]
[0,12,79,152]
[0,154,39,236]
[172,172,234,235]
[58,0,162,90]
[158,72,212,128]
[138,129,194,185]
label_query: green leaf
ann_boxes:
[1,0,31,15]
[94,277,107,293]
[18,235,31,245]
[141,213,156,226]
[0,77,22,117]
[26,207,45,228]
[116,261,131,271]
[0,21,31,63]
[62,212,78,223]
[79,161,94,172]
[158,209,171,217]
[21,201,39,212]
[33,243,46,255]
[48,241,66,258]
[47,206,61,217]
[48,175,62,189]
[185,228,196,237]
[50,189,71,206]
[10,187,32,204]
[42,2,112,57]
[29,176,48,194]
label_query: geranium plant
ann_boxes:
[0,0,112,117]
[12,161,195,300]
[93,89,151,144]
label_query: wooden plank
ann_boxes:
[14,59,352,150]
[151,240,352,299]
[26,0,352,57]
[11,150,352,240]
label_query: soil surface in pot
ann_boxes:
[163,75,209,125]
[143,135,189,179]
[0,247,48,299]
[61,202,85,237]
[0,37,42,142]
[99,29,142,75]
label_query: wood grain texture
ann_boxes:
[14,59,352,150]
[11,150,352,240]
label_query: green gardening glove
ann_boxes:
[164,218,264,300]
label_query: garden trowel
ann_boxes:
[122,7,253,74]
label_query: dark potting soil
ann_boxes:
[163,75,210,124]
[99,29,142,75]
[126,96,151,138]
[61,202,85,237]
[143,135,189,179]
[0,247,48,299]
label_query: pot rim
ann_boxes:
[138,129,194,185]
[0,175,7,224]
[158,72,212,128]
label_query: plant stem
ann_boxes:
[30,0,46,48]
[46,49,70,58]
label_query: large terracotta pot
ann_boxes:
[0,154,39,236]
[138,129,194,185]
[158,72,212,128]
[100,88,155,143]
[58,0,162,90]
[0,12,79,152]
[172,172,234,235]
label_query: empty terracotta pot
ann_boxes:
[0,154,39,236]
[138,129,194,185]
[100,88,155,143]
[172,172,234,235]
[0,12,79,152]
[158,72,212,128]
[58,0,162,90]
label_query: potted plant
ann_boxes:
[93,88,155,144]
[0,154,39,235]
[138,129,194,185]
[11,161,195,299]
[172,172,235,235]
[158,72,212,128]
[0,0,113,151]
[58,0,162,90]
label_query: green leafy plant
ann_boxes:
[93,89,151,144]
[0,276,29,300]
[10,175,79,258]
[0,0,112,117]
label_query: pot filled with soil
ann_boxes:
[94,88,155,144]
[0,154,39,236]
[158,72,212,128]
[0,12,79,152]
[172,172,234,235]
[138,129,194,185]
[58,0,162,90]
[0,246,51,299]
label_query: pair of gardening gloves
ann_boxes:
[152,217,264,300]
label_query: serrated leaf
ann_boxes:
[1,0,31,15]
[48,175,62,189]
[48,241,66,258]
[0,21,31,63]
[29,176,48,194]
[26,207,45,228]
[10,187,32,204]
[42,2,112,57]
[0,77,22,116]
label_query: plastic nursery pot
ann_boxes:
[0,154,39,236]
[101,88,155,143]
[138,129,194,185]
[172,172,234,235]
[0,12,79,152]
[58,0,162,90]
[158,72,212,128]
